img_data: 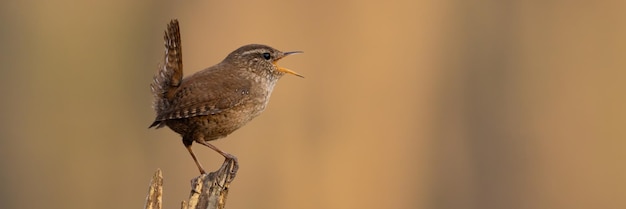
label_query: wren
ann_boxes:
[149,19,302,174]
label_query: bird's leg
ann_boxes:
[185,144,207,174]
[195,140,239,177]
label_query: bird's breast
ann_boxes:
[245,78,278,117]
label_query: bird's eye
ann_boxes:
[262,52,271,60]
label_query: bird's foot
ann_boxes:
[218,153,238,183]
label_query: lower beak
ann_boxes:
[277,67,304,78]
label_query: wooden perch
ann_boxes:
[144,169,163,209]
[144,158,238,209]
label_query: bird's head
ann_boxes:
[226,44,303,79]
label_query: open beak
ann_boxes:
[275,51,304,78]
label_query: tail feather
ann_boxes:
[148,120,164,128]
[151,19,183,116]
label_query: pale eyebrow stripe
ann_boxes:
[240,49,267,56]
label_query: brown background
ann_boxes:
[1,1,624,209]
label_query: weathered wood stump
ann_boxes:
[144,158,238,209]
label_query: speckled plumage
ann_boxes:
[149,19,302,174]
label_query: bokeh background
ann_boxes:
[1,1,624,209]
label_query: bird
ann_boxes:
[149,19,302,175]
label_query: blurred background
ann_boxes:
[1,0,624,209]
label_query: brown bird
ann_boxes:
[149,19,302,174]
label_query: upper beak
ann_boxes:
[275,51,304,78]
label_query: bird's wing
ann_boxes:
[150,19,184,114]
[154,73,253,121]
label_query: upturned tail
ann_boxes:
[150,19,183,128]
